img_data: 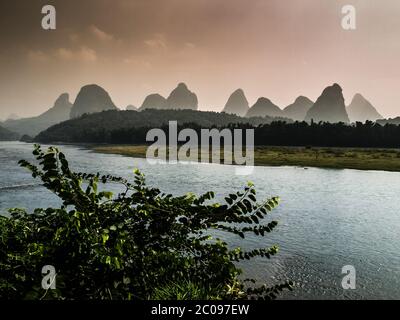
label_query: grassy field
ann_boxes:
[92,145,400,172]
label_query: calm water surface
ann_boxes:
[1,141,400,299]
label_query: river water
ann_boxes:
[1,141,400,299]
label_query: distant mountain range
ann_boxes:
[283,96,314,121]
[126,104,137,111]
[305,83,349,123]
[222,84,381,124]
[6,113,20,121]
[347,93,383,123]
[2,93,72,137]
[222,89,249,117]
[246,97,283,118]
[139,93,167,110]
[166,82,198,110]
[70,84,118,118]
[377,117,400,126]
[139,83,198,111]
[0,82,393,141]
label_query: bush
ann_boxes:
[0,145,292,300]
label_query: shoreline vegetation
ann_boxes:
[1,145,293,300]
[92,145,400,172]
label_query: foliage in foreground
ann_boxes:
[0,145,293,300]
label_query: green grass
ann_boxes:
[150,280,225,300]
[92,145,400,172]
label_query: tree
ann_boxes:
[0,145,293,300]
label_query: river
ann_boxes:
[1,141,399,299]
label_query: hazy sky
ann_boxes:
[0,0,399,119]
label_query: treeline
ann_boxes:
[91,121,400,148]
[253,121,400,147]
[34,109,290,143]
[35,118,400,148]
[33,108,400,148]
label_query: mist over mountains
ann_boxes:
[126,104,137,111]
[283,96,314,121]
[0,81,392,141]
[139,94,167,111]
[139,83,198,111]
[305,83,350,124]
[70,84,118,119]
[246,97,283,118]
[347,93,383,123]
[2,93,72,137]
[222,89,249,117]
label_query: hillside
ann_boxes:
[2,93,72,137]
[222,89,249,116]
[246,98,283,118]
[35,109,291,143]
[139,94,167,110]
[0,125,19,141]
[283,96,314,121]
[166,83,198,110]
[347,94,383,123]
[305,84,350,123]
[70,84,118,118]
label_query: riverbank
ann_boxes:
[92,145,400,172]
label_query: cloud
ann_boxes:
[89,25,114,42]
[123,56,152,69]
[79,47,97,62]
[144,33,167,49]
[184,42,196,49]
[27,50,48,62]
[56,48,74,60]
[68,33,80,43]
[55,47,97,62]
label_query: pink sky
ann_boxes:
[0,0,399,119]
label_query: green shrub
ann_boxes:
[0,145,292,300]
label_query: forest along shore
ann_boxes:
[91,145,400,172]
